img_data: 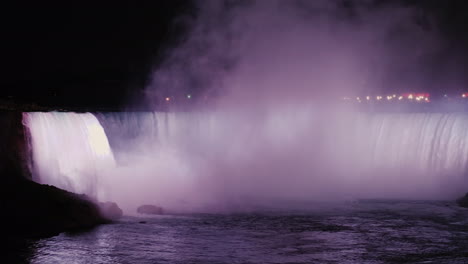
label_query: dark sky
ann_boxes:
[1,0,468,109]
[1,1,192,108]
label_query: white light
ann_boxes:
[87,122,113,157]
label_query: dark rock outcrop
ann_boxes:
[137,204,164,215]
[98,201,123,220]
[456,193,468,208]
[0,111,32,183]
[1,178,109,239]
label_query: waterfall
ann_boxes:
[24,110,468,210]
[24,112,115,199]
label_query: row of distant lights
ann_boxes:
[164,93,468,102]
[343,93,431,103]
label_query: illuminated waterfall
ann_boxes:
[25,112,115,199]
[24,110,468,209]
[98,110,468,199]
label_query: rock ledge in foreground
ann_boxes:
[2,179,109,239]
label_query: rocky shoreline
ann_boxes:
[2,178,110,239]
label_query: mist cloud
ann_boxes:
[104,1,466,212]
[147,0,443,106]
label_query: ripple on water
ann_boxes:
[15,200,468,264]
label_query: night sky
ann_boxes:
[1,1,192,108]
[1,0,468,109]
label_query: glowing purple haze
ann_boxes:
[25,1,468,213]
[26,110,468,213]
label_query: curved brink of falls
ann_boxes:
[24,111,468,211]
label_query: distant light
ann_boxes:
[463,94,466,98]
[398,96,403,100]
[366,96,370,100]
[165,97,171,101]
[408,94,413,99]
[425,98,430,102]
[356,97,360,101]
[392,94,396,98]
[444,94,448,97]
[187,94,192,99]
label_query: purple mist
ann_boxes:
[25,0,468,214]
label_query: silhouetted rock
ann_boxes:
[98,201,123,220]
[0,111,32,183]
[456,193,468,208]
[2,178,109,239]
[137,204,164,215]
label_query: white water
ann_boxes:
[24,112,115,200]
[25,110,468,212]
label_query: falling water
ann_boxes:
[24,112,115,200]
[25,110,468,211]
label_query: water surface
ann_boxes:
[13,200,468,263]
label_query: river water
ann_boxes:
[9,200,468,264]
